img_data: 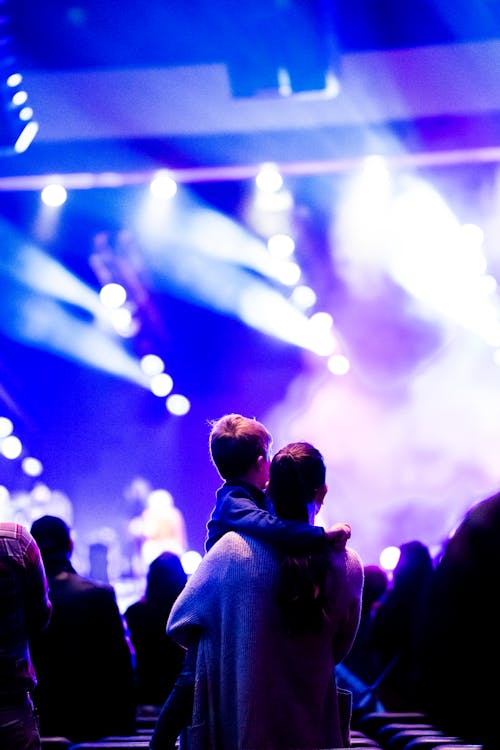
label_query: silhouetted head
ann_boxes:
[362,565,389,611]
[31,515,73,558]
[146,551,187,608]
[393,540,434,591]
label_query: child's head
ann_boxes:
[209,413,272,486]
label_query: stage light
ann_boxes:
[310,311,334,331]
[0,417,13,438]
[19,106,33,121]
[256,165,283,193]
[328,354,350,376]
[267,233,295,259]
[379,545,401,572]
[140,354,165,376]
[41,184,68,207]
[1,434,22,460]
[14,121,39,154]
[6,73,21,88]
[226,1,341,99]
[150,171,177,200]
[290,285,316,310]
[12,90,28,106]
[276,260,301,286]
[99,282,127,309]
[150,372,173,397]
[110,306,138,337]
[181,550,202,575]
[1,7,38,155]
[22,457,43,477]
[166,394,190,416]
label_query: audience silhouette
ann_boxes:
[336,564,389,716]
[125,551,188,709]
[415,490,500,749]
[369,540,434,711]
[30,515,136,742]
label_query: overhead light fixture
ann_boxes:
[227,0,341,99]
[0,5,39,155]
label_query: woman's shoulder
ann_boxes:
[328,546,364,588]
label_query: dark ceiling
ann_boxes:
[12,0,500,68]
[4,0,500,180]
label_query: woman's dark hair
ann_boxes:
[267,442,331,636]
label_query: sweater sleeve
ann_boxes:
[206,491,326,554]
[167,549,218,648]
[332,548,364,664]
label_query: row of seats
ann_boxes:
[355,711,483,750]
[40,710,483,750]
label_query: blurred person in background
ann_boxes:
[0,522,52,750]
[336,563,389,717]
[415,490,500,749]
[30,514,136,742]
[125,551,188,709]
[369,539,434,710]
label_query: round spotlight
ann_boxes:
[181,550,202,575]
[99,282,127,309]
[327,354,350,375]
[41,184,67,207]
[1,435,23,460]
[22,457,43,477]
[255,164,283,193]
[140,354,165,376]
[0,417,14,439]
[151,373,174,397]
[267,233,295,259]
[150,172,178,199]
[166,394,190,416]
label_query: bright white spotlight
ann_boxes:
[166,394,190,415]
[255,164,283,193]
[31,482,52,503]
[181,549,202,575]
[150,172,178,200]
[328,354,350,375]
[290,285,317,310]
[310,311,334,331]
[22,457,43,477]
[99,282,127,309]
[461,222,484,247]
[12,90,28,106]
[110,306,139,337]
[19,106,34,122]
[151,372,174,397]
[41,184,67,207]
[277,261,301,286]
[7,73,23,87]
[267,233,295,259]
[140,354,165,376]
[0,417,14,438]
[379,545,401,572]
[15,121,39,154]
[1,435,22,459]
